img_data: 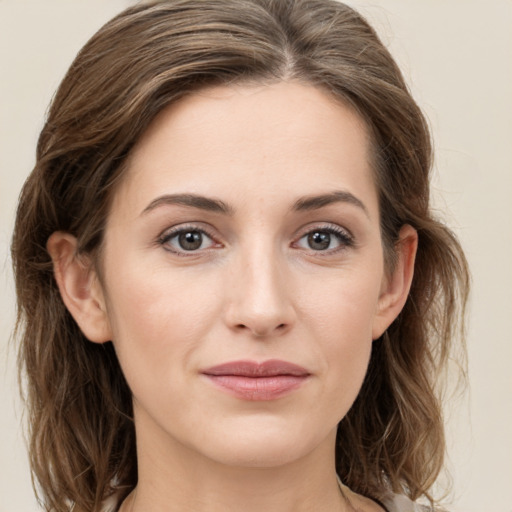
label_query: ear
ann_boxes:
[47,231,112,344]
[372,224,418,340]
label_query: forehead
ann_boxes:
[114,81,378,219]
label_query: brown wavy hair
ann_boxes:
[12,0,469,511]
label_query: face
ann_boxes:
[83,82,407,470]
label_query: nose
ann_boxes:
[223,246,296,338]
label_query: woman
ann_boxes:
[11,0,469,511]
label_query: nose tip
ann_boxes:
[224,255,296,339]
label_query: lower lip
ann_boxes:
[203,375,308,401]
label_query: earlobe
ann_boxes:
[47,231,112,344]
[372,225,418,340]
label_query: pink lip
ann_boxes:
[201,359,311,401]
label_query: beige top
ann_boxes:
[381,493,430,512]
[338,479,430,512]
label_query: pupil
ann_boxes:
[179,231,202,250]
[308,231,330,250]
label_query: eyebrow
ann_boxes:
[292,190,369,218]
[141,190,368,218]
[141,193,234,216]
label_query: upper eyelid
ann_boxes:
[159,222,217,240]
[295,222,354,240]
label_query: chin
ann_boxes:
[194,417,334,469]
[206,443,306,469]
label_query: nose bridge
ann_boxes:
[226,236,294,337]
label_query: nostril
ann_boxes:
[234,323,287,337]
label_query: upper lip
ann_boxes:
[202,359,310,377]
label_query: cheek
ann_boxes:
[298,267,382,402]
[301,264,382,342]
[103,261,221,389]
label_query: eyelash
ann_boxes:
[295,225,355,254]
[157,223,354,256]
[157,224,220,257]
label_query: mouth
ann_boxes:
[201,359,311,401]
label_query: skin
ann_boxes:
[48,81,417,512]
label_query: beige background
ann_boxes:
[1,1,511,511]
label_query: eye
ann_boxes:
[159,226,218,254]
[295,226,353,252]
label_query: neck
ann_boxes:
[126,415,350,512]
